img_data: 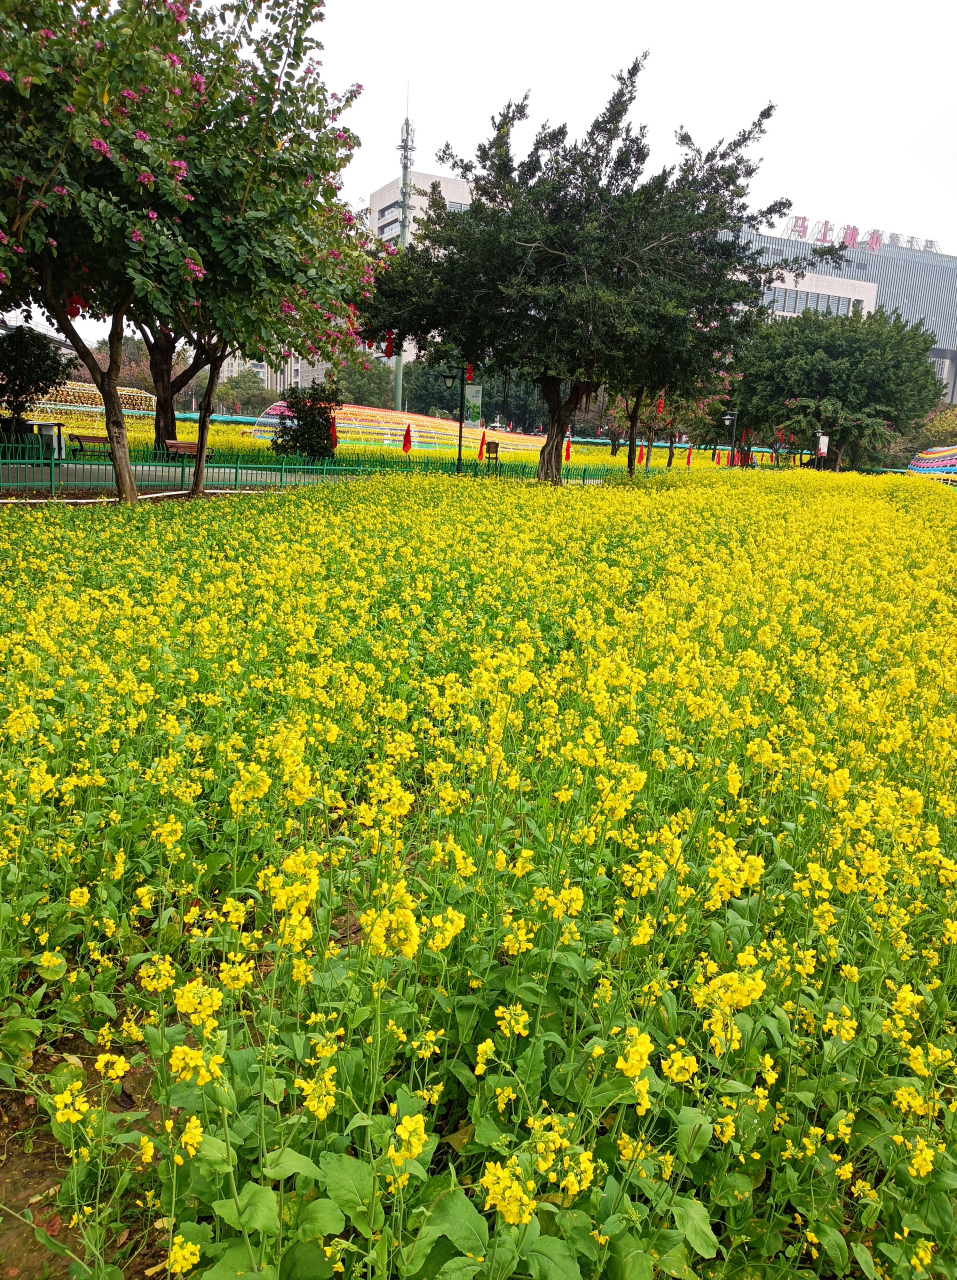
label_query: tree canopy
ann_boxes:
[0,325,75,429]
[362,58,802,482]
[735,308,943,470]
[0,0,380,498]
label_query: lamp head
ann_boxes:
[722,412,734,427]
[442,373,456,391]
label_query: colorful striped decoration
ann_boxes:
[907,444,957,485]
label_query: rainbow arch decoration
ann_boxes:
[252,402,542,452]
[907,444,957,484]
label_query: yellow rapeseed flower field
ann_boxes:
[0,470,955,1280]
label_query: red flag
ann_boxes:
[637,444,644,466]
[686,445,692,467]
[508,420,513,432]
[564,425,571,462]
[402,424,412,454]
[734,450,740,467]
[330,418,338,448]
[478,429,486,461]
[726,449,732,467]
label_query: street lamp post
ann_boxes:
[443,368,467,474]
[722,410,739,466]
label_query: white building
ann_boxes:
[221,351,329,395]
[368,170,472,247]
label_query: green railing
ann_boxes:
[0,449,607,496]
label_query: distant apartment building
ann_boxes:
[221,351,329,396]
[368,171,472,247]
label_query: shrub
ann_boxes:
[270,376,341,459]
[0,325,76,431]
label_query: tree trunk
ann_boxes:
[666,434,675,468]
[190,350,227,499]
[626,390,644,477]
[138,324,209,451]
[40,261,138,502]
[536,375,581,485]
[146,328,177,450]
[101,377,139,502]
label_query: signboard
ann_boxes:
[817,435,829,458]
[464,384,482,423]
[783,215,940,254]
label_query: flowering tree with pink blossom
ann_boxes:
[0,0,381,498]
[125,0,384,481]
[0,0,213,500]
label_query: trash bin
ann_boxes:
[37,422,65,459]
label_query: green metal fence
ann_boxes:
[0,446,607,496]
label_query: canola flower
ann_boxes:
[0,470,956,1280]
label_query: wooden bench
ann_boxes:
[163,440,213,460]
[68,433,111,457]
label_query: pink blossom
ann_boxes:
[0,271,7,285]
[279,300,296,315]
[131,228,144,243]
[0,70,10,83]
[52,185,66,195]
[136,171,154,184]
[135,130,149,141]
[190,73,206,94]
[90,138,111,159]
[183,193,194,201]
[64,104,75,114]
[147,209,157,220]
[335,131,345,141]
[38,28,54,38]
[166,1,187,22]
[13,245,24,254]
[0,230,6,244]
[121,89,139,102]
[170,159,187,180]
[175,135,186,142]
[171,87,181,95]
[184,256,205,280]
[46,237,57,247]
[101,118,110,127]
[166,53,182,66]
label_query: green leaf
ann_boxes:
[199,1245,258,1280]
[487,1231,519,1280]
[211,1181,280,1236]
[261,1148,323,1181]
[319,1152,383,1238]
[607,1233,653,1280]
[434,1261,483,1280]
[815,1223,848,1275]
[556,1210,598,1262]
[655,1242,697,1280]
[670,1198,718,1259]
[295,1198,345,1240]
[280,1240,334,1280]
[676,1110,712,1166]
[527,1236,581,1280]
[428,1190,489,1254]
[851,1242,876,1280]
[196,1133,235,1174]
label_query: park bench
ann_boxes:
[163,440,214,460]
[68,433,111,458]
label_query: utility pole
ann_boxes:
[393,115,415,412]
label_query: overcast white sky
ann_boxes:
[65,0,953,344]
[321,0,957,249]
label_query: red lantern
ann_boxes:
[465,363,473,383]
[384,330,394,358]
[656,397,664,415]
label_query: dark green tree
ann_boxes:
[338,358,393,408]
[362,60,802,483]
[220,367,274,417]
[736,308,943,470]
[0,325,75,432]
[270,377,340,459]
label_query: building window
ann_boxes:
[380,220,399,239]
[378,201,401,223]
